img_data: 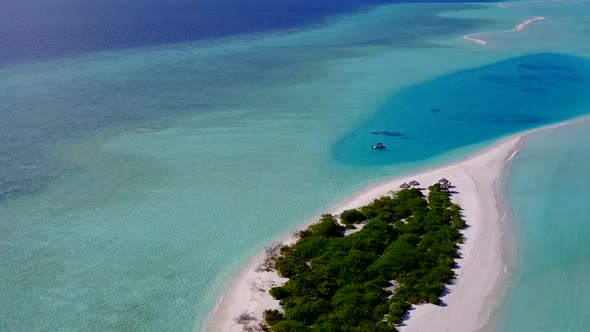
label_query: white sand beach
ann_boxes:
[204,133,524,332]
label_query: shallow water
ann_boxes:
[334,52,590,166]
[1,0,590,331]
[500,120,590,331]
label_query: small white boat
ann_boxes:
[372,143,386,149]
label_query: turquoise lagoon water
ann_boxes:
[335,53,590,166]
[1,1,590,332]
[0,4,506,331]
[498,120,590,331]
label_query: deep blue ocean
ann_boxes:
[0,0,497,64]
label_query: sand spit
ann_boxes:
[464,16,546,46]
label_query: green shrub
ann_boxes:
[264,309,285,326]
[267,184,465,330]
[269,287,290,300]
[308,215,342,238]
[271,320,308,332]
[388,299,411,324]
[340,209,366,225]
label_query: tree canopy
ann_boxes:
[264,183,465,331]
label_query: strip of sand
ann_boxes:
[204,114,590,332]
[397,139,519,332]
[463,16,546,46]
[204,133,523,332]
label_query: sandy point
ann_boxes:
[203,116,590,332]
[203,135,523,332]
[463,16,546,47]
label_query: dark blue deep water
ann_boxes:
[334,53,590,166]
[0,0,498,64]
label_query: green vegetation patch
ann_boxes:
[264,183,465,331]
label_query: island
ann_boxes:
[206,136,519,332]
[259,182,464,331]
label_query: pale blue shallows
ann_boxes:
[498,120,590,331]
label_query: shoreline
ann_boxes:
[203,116,590,332]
